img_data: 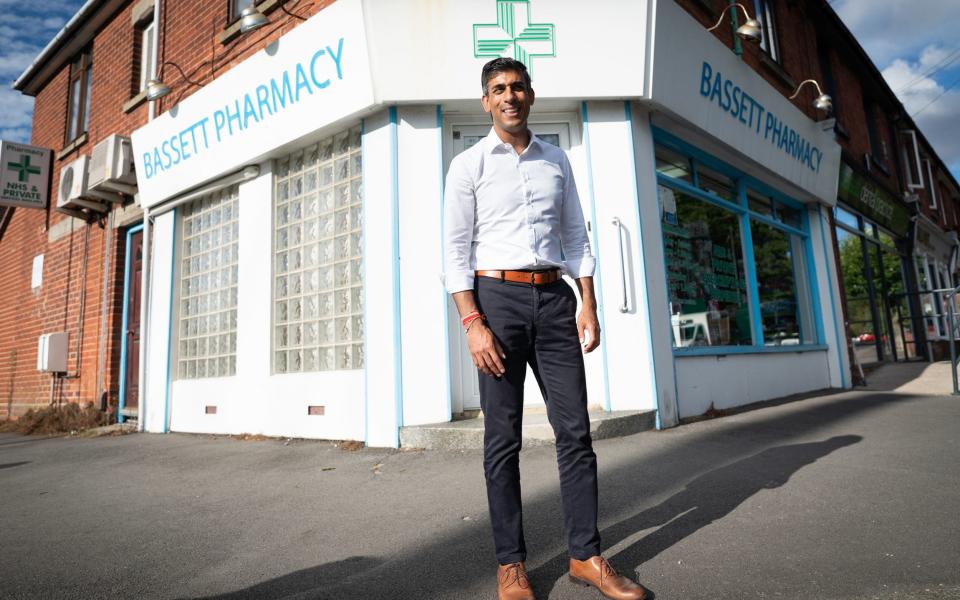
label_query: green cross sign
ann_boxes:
[473,0,556,74]
[7,154,42,183]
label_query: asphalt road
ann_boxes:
[1,388,959,599]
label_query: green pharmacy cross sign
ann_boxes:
[473,0,556,74]
[7,154,42,183]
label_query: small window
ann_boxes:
[230,0,253,22]
[924,159,938,210]
[752,0,780,63]
[138,20,156,93]
[863,102,886,168]
[66,50,93,144]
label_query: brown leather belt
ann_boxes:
[476,269,561,285]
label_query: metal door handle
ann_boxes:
[612,217,629,313]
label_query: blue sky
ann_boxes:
[0,0,958,178]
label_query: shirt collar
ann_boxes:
[484,127,541,155]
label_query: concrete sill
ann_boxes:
[57,133,88,161]
[123,90,148,113]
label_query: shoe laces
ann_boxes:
[597,557,619,586]
[502,563,531,589]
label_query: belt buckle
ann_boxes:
[530,272,536,285]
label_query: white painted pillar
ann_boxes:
[362,108,403,447]
[810,203,851,389]
[142,210,176,433]
[396,105,451,427]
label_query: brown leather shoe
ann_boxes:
[497,562,536,600]
[569,556,647,600]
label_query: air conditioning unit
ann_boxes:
[57,155,111,215]
[37,332,68,373]
[88,134,137,196]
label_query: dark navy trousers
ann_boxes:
[474,276,601,565]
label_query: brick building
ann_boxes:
[3,0,958,443]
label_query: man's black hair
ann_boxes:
[481,58,532,95]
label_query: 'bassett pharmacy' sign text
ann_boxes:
[130,0,374,208]
[699,61,824,174]
[140,39,345,180]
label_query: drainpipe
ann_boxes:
[137,209,151,431]
[94,211,114,412]
[729,4,744,58]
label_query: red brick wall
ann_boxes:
[0,0,334,419]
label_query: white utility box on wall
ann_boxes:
[37,333,69,373]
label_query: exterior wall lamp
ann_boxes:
[240,0,307,33]
[707,2,763,44]
[144,61,203,102]
[789,79,834,113]
[239,5,270,33]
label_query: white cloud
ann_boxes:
[833,0,960,67]
[881,45,960,179]
[0,2,84,143]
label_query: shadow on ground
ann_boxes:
[187,393,909,599]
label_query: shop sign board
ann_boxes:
[131,0,374,208]
[837,162,910,237]
[648,0,841,204]
[364,0,650,102]
[0,140,51,209]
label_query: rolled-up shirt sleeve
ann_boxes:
[559,155,596,278]
[442,156,477,293]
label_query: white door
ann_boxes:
[444,122,573,412]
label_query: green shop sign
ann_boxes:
[837,162,910,237]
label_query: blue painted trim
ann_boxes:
[818,205,848,388]
[652,126,808,213]
[646,112,681,427]
[738,178,765,345]
[116,223,144,424]
[361,117,370,444]
[623,101,661,427]
[580,101,612,413]
[438,104,452,420]
[163,210,177,434]
[654,174,807,239]
[802,208,827,345]
[389,106,403,446]
[675,344,829,357]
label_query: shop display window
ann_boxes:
[273,126,363,373]
[751,221,814,345]
[655,135,819,352]
[662,189,751,347]
[177,186,240,379]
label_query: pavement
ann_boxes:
[1,362,959,599]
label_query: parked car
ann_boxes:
[855,332,876,344]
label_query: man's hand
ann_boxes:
[577,304,601,353]
[468,322,507,377]
[575,276,601,353]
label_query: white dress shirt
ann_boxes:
[443,128,596,293]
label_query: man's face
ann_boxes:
[481,70,534,134]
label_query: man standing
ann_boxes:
[443,57,647,600]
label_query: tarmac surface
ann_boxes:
[2,363,959,599]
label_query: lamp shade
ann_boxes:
[814,93,833,112]
[736,18,763,43]
[145,78,172,101]
[239,5,269,33]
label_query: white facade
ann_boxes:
[131,0,848,447]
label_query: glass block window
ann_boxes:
[273,126,363,373]
[178,186,240,379]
